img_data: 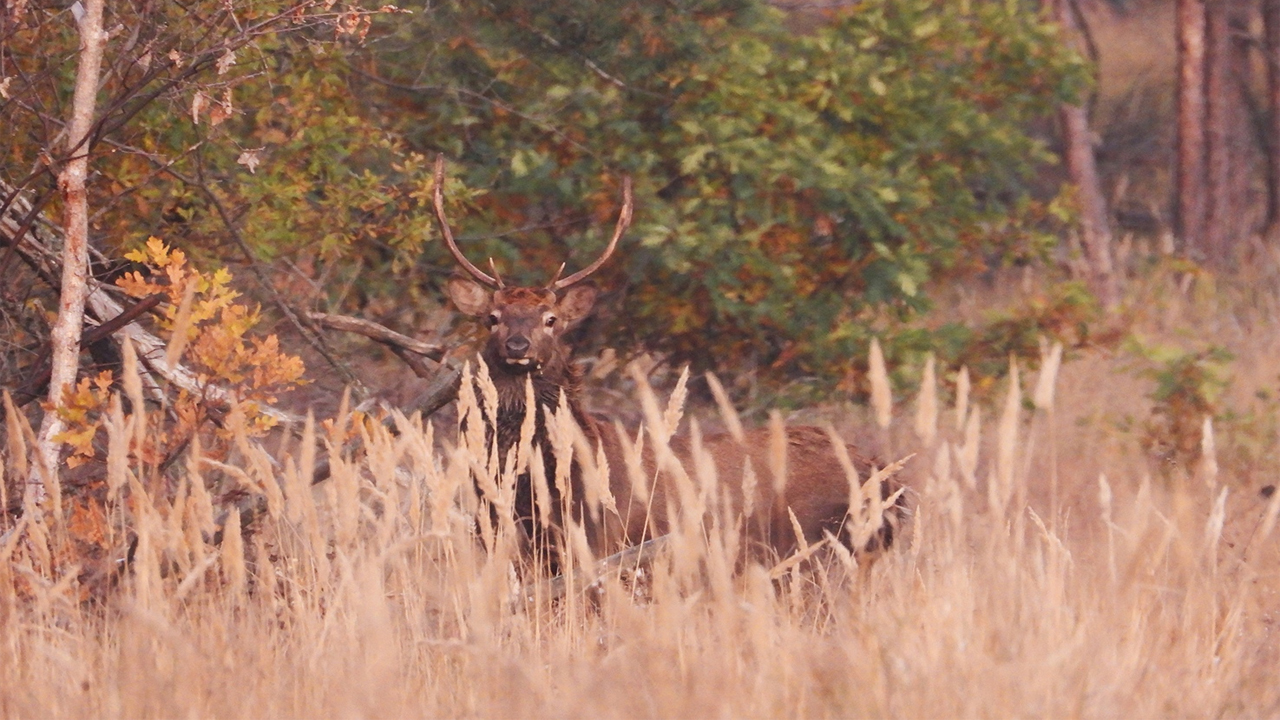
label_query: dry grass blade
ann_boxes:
[705,371,745,444]
[550,390,576,502]
[823,423,863,524]
[768,533,828,580]
[688,417,718,513]
[662,365,690,440]
[627,362,669,441]
[869,338,892,430]
[614,419,650,504]
[931,440,951,488]
[954,365,970,431]
[740,456,758,520]
[785,506,810,556]
[1204,486,1228,557]
[915,353,938,446]
[1098,473,1116,582]
[163,277,198,368]
[4,390,30,484]
[568,412,609,522]
[517,376,537,477]
[822,423,861,486]
[1033,339,1063,411]
[846,454,912,549]
[957,407,981,490]
[1199,417,1218,489]
[0,517,28,565]
[121,337,147,448]
[105,395,128,504]
[474,356,499,426]
[994,358,1021,515]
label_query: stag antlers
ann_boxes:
[431,154,633,290]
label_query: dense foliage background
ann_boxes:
[2,0,1092,403]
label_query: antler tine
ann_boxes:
[545,262,566,288]
[433,154,500,288]
[487,257,506,288]
[552,176,633,290]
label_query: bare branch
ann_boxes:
[305,311,444,361]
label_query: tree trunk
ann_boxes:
[1265,0,1280,238]
[1202,0,1250,265]
[1176,0,1207,252]
[1227,2,1254,251]
[1056,0,1118,308]
[29,0,107,509]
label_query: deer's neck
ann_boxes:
[481,349,595,449]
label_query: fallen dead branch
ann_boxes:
[521,535,673,609]
[306,310,447,381]
[305,312,444,362]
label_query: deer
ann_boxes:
[431,156,905,577]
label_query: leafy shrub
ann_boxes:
[55,237,305,478]
[1124,340,1232,477]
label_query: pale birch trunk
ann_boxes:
[29,0,108,509]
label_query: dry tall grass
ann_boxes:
[3,307,1280,718]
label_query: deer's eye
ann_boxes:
[487,313,500,328]
[544,315,557,328]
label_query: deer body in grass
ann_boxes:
[433,157,903,571]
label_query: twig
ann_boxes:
[12,293,163,407]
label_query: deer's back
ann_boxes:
[594,421,897,560]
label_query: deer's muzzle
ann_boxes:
[504,336,531,358]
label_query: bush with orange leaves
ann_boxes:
[8,237,306,599]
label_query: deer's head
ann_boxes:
[434,156,633,376]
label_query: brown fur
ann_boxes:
[447,277,905,571]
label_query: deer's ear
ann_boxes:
[556,284,598,326]
[445,277,492,316]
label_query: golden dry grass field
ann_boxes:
[3,259,1280,719]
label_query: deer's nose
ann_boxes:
[505,336,530,357]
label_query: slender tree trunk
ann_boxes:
[1227,3,1254,250]
[29,0,107,509]
[1203,0,1234,264]
[1176,0,1208,253]
[1267,0,1280,239]
[1056,0,1118,307]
